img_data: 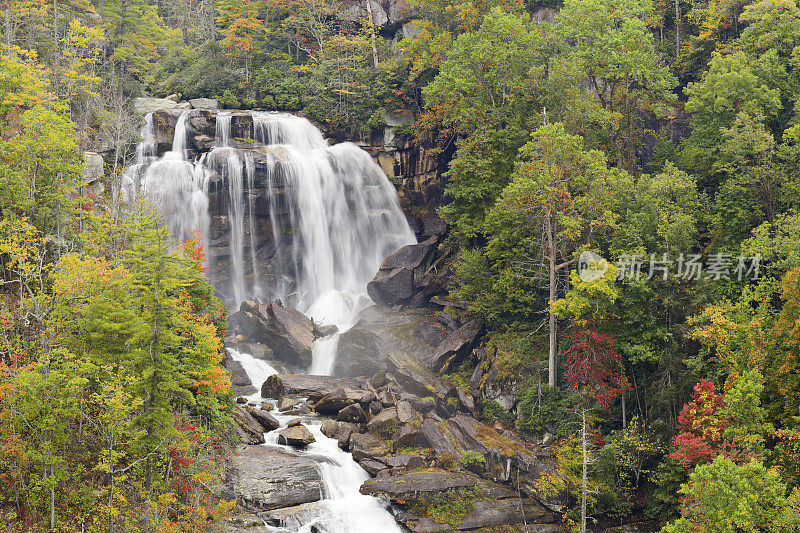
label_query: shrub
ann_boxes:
[460,451,486,473]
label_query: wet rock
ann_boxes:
[350,432,390,462]
[233,407,266,445]
[313,323,338,337]
[366,407,400,439]
[367,237,437,307]
[277,397,299,411]
[236,397,248,404]
[250,409,280,432]
[333,306,448,377]
[262,374,359,402]
[277,425,316,448]
[337,403,368,423]
[261,502,329,530]
[223,446,323,511]
[360,468,476,500]
[314,389,353,414]
[320,419,341,439]
[387,352,455,401]
[287,418,303,427]
[230,301,315,367]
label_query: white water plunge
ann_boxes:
[123,110,416,375]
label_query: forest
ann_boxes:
[3,0,800,530]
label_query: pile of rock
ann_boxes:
[234,353,562,532]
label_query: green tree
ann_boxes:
[550,0,677,172]
[425,7,546,240]
[662,456,789,532]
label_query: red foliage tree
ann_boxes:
[669,379,736,468]
[563,326,630,409]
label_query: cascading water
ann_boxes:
[124,109,414,531]
[126,109,415,371]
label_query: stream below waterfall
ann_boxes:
[124,110,415,531]
[228,348,403,533]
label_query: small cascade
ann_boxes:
[216,111,232,147]
[121,112,156,202]
[244,152,263,300]
[172,110,189,157]
[225,149,246,308]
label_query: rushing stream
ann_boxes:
[124,109,414,531]
[228,348,403,533]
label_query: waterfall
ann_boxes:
[124,110,415,370]
[172,110,189,157]
[128,110,413,532]
[121,112,156,202]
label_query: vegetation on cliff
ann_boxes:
[4,0,800,529]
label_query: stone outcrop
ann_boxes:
[261,373,360,401]
[229,301,316,367]
[134,97,177,114]
[232,407,266,445]
[367,237,439,307]
[277,425,316,448]
[332,305,449,377]
[223,446,324,511]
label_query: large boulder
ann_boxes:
[222,446,324,511]
[189,97,219,109]
[366,237,438,307]
[387,352,455,402]
[230,301,315,367]
[134,97,177,114]
[350,432,390,462]
[424,320,483,372]
[261,373,360,401]
[225,358,257,397]
[249,409,280,432]
[313,389,353,414]
[332,305,448,378]
[277,425,316,448]
[233,407,266,445]
[337,403,368,423]
[360,468,476,500]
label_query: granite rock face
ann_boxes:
[223,446,324,511]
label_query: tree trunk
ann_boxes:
[622,393,627,428]
[365,0,379,68]
[675,0,681,60]
[546,213,557,388]
[581,409,588,533]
